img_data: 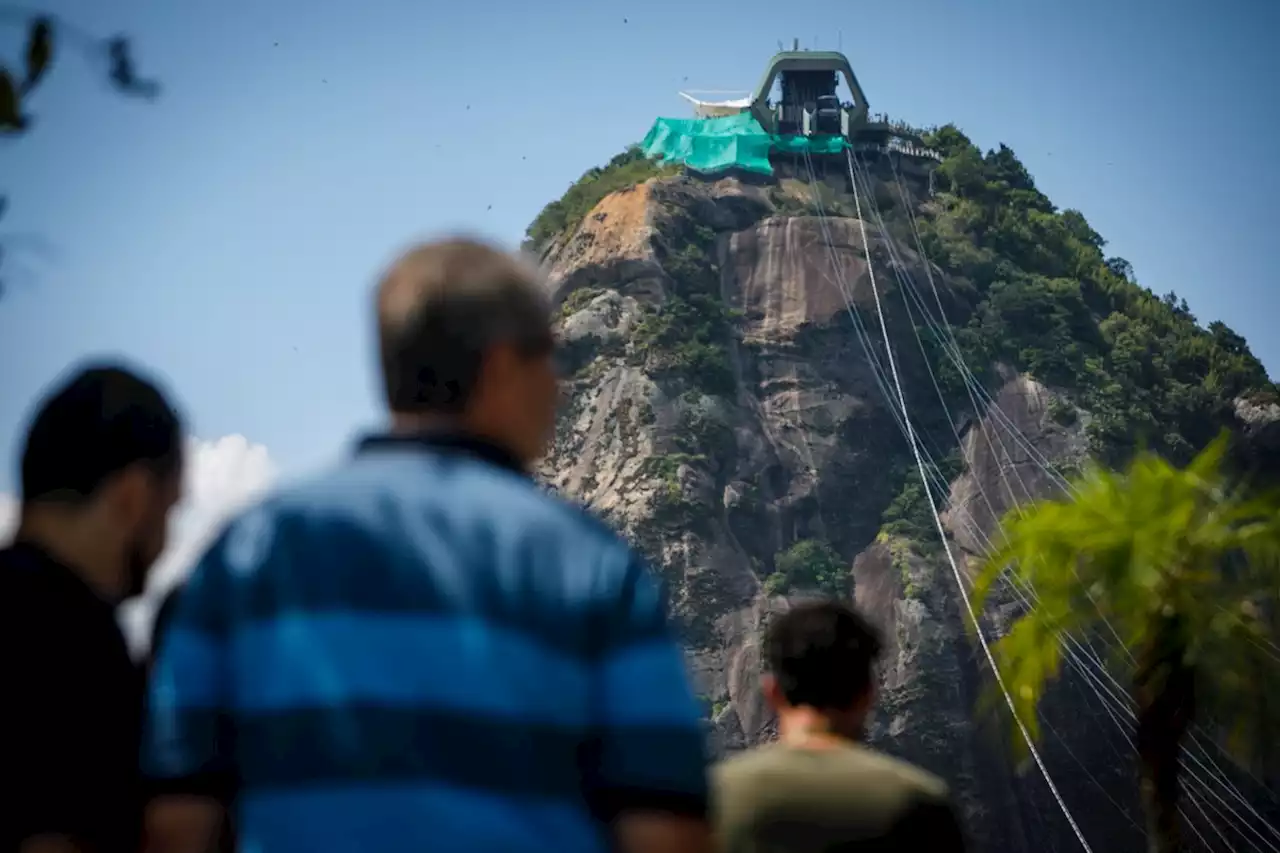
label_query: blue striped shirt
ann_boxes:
[143,433,709,853]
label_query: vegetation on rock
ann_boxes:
[630,219,739,397]
[641,453,706,528]
[881,452,964,544]
[916,126,1274,468]
[523,146,679,255]
[556,286,605,321]
[674,405,735,464]
[535,120,1277,851]
[536,130,1275,477]
[765,538,849,598]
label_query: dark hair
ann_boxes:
[765,601,884,710]
[376,237,554,415]
[20,363,183,505]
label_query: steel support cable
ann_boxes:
[880,160,1079,498]
[962,504,1277,850]
[971,528,1272,852]
[799,151,968,497]
[880,157,1280,823]
[1069,626,1280,842]
[943,523,1260,853]
[848,156,1016,528]
[867,158,1148,674]
[941,484,1243,851]
[888,154,1007,460]
[878,187,1277,847]
[884,154,1047,478]
[849,151,1264,853]
[848,157,974,459]
[802,151,989,498]
[799,150,1270,850]
[846,168,1058,683]
[1185,785,1235,853]
[801,150,904,408]
[883,162,1079,498]
[889,264,1044,506]
[860,156,1269,845]
[844,146,1096,853]
[855,153,1043,515]
[851,159,1130,759]
[799,153,976,512]
[803,156,1255,850]
[817,154,1109,760]
[808,157,1069,753]
[873,155,1146,682]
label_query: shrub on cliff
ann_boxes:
[523,146,679,255]
[766,539,849,598]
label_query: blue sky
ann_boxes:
[1,0,1276,490]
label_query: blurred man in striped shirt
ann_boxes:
[141,238,712,853]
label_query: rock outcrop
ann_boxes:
[535,156,1276,851]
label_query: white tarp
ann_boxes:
[679,91,752,118]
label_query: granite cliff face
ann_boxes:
[533,153,1277,851]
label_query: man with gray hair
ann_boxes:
[141,237,713,853]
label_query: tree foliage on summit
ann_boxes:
[916,125,1273,467]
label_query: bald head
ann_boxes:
[376,238,554,415]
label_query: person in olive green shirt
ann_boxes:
[713,601,968,853]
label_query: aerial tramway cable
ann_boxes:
[864,152,1280,851]
[820,145,1100,852]
[798,144,1279,850]
[805,155,1226,850]
[834,147,1280,851]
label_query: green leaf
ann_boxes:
[975,431,1280,767]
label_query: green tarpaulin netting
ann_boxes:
[640,113,849,176]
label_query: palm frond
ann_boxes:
[973,431,1280,756]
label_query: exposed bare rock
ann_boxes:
[534,159,1273,851]
[544,181,667,304]
[943,373,1088,558]
[1233,394,1280,478]
[730,217,868,338]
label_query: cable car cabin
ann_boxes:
[750,50,870,138]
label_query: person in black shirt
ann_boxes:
[0,363,184,853]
